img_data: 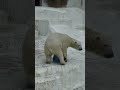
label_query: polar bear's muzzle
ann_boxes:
[79,48,82,50]
[77,44,82,51]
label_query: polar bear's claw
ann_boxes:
[64,57,67,62]
[46,61,51,64]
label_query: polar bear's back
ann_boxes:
[46,33,70,44]
[45,33,71,51]
[48,33,69,40]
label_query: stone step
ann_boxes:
[35,71,84,90]
[36,77,84,90]
[35,62,84,90]
[36,64,84,78]
[35,76,62,90]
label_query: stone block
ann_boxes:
[35,19,49,36]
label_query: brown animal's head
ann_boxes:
[86,27,114,58]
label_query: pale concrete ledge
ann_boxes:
[35,7,85,28]
[35,64,84,90]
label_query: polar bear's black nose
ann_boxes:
[79,48,82,50]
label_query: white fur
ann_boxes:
[44,33,82,65]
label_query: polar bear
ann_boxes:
[44,33,83,65]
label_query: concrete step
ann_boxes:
[35,67,84,90]
[36,76,84,90]
[35,76,62,90]
[36,64,84,78]
[36,77,84,90]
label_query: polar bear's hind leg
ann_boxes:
[55,48,66,65]
[44,46,52,64]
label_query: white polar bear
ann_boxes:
[44,33,83,65]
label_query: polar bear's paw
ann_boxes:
[64,57,67,62]
[60,62,66,65]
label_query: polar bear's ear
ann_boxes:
[75,41,77,44]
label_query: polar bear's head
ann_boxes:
[71,38,83,51]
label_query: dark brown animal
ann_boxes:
[85,27,114,58]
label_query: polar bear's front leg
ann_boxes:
[62,48,67,62]
[44,46,52,64]
[56,48,66,65]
